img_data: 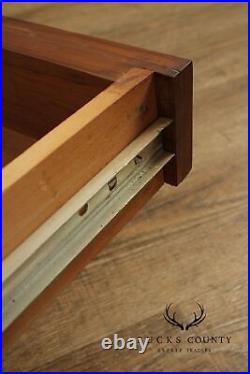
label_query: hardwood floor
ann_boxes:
[2,3,248,372]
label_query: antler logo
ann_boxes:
[163,302,206,331]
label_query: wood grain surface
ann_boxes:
[2,127,36,166]
[2,67,157,258]
[2,48,111,138]
[2,15,193,188]
[2,3,248,372]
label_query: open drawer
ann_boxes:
[2,17,193,345]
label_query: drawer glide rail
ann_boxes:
[2,117,173,330]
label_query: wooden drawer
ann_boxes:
[2,17,193,345]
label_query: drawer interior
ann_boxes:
[2,50,111,166]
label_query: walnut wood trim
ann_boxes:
[3,16,193,186]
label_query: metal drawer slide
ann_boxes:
[2,117,174,330]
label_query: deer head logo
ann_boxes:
[163,302,206,331]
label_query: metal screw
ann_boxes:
[139,103,148,113]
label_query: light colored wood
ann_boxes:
[2,119,173,333]
[2,3,247,372]
[3,67,157,258]
[2,127,36,166]
[3,117,171,285]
